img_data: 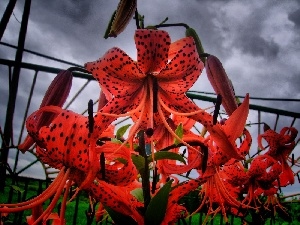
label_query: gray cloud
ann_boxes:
[288,8,300,29]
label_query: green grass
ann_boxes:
[1,176,300,225]
[0,177,94,224]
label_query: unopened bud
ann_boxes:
[18,70,72,152]
[105,0,137,38]
[206,55,238,115]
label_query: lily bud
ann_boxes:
[106,0,137,38]
[18,70,73,152]
[206,55,238,115]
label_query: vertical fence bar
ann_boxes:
[290,117,296,127]
[0,0,32,192]
[14,70,39,174]
[274,114,279,131]
[0,0,17,40]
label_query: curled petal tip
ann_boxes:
[18,136,34,153]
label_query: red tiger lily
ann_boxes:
[25,105,138,190]
[194,158,251,222]
[1,105,139,224]
[218,159,250,217]
[153,116,204,183]
[24,106,104,193]
[190,95,251,221]
[82,177,144,225]
[258,127,298,186]
[162,178,207,225]
[243,155,282,208]
[202,94,250,177]
[85,29,205,147]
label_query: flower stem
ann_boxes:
[155,23,189,29]
[137,130,151,212]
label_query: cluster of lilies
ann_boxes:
[1,2,299,225]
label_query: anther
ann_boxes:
[145,128,154,137]
[213,94,222,125]
[88,99,94,133]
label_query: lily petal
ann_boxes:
[222,93,249,141]
[158,37,203,93]
[135,29,170,74]
[85,47,144,97]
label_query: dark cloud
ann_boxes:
[238,33,280,58]
[288,8,300,29]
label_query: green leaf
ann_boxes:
[116,124,131,139]
[104,205,138,225]
[145,179,173,225]
[130,188,144,203]
[174,123,183,146]
[10,185,24,194]
[131,154,145,174]
[111,138,123,144]
[115,157,128,165]
[148,151,186,164]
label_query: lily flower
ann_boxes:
[162,178,207,225]
[87,178,144,225]
[25,105,137,191]
[201,94,250,177]
[190,95,251,221]
[85,29,205,149]
[2,105,138,223]
[243,155,282,207]
[153,115,204,178]
[258,127,298,186]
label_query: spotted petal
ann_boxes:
[98,84,145,115]
[85,47,144,97]
[135,29,170,73]
[157,37,203,93]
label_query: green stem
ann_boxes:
[155,23,189,29]
[137,130,151,213]
[67,66,91,73]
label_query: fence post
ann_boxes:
[0,0,31,192]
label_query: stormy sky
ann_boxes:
[1,0,300,194]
